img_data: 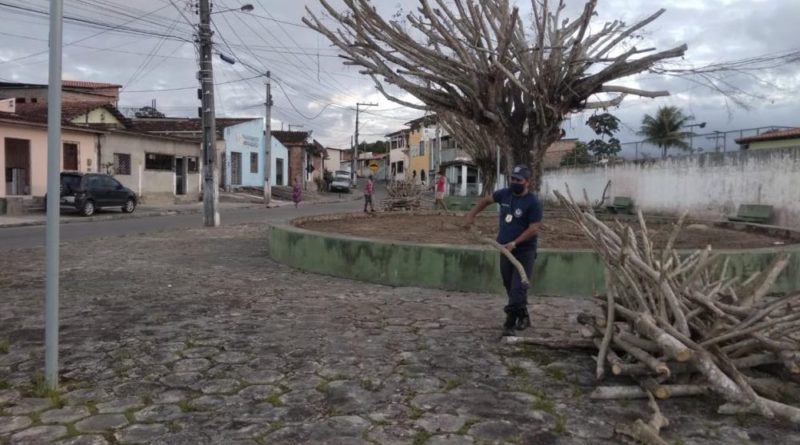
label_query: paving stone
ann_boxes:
[173,358,212,373]
[160,372,203,389]
[366,425,418,445]
[426,434,474,445]
[199,379,240,394]
[112,382,164,398]
[0,351,29,367]
[53,435,110,445]
[9,425,67,443]
[0,389,21,405]
[134,404,183,422]
[152,389,187,404]
[74,414,129,433]
[96,396,143,413]
[406,376,444,393]
[0,416,32,434]
[190,396,226,411]
[182,347,220,359]
[415,413,469,433]
[6,398,51,415]
[237,368,283,385]
[367,403,409,423]
[324,380,376,414]
[114,423,169,444]
[307,415,370,441]
[150,431,211,445]
[212,351,248,364]
[39,406,91,423]
[469,419,520,441]
[237,385,278,401]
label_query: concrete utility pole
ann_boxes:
[199,0,220,226]
[263,71,272,206]
[353,102,378,184]
[45,0,63,390]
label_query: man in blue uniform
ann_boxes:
[464,165,543,336]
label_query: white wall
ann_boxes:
[541,147,800,228]
[270,136,289,187]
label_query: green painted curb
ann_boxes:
[268,223,800,296]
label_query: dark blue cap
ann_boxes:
[510,164,531,180]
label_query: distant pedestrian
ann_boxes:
[364,174,375,213]
[292,177,302,208]
[434,171,448,211]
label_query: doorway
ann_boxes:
[175,157,186,195]
[63,142,78,171]
[230,151,242,185]
[275,158,284,186]
[5,138,31,195]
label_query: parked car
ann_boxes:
[48,172,137,216]
[329,170,352,193]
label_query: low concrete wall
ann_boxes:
[268,224,800,296]
[542,146,800,228]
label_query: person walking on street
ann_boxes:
[434,171,448,211]
[364,174,375,213]
[292,177,302,208]
[464,165,543,337]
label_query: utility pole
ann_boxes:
[263,71,272,206]
[353,102,378,184]
[45,0,63,390]
[199,0,219,226]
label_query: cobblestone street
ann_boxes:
[1,224,798,444]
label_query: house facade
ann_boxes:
[223,119,265,190]
[99,130,201,203]
[273,131,325,189]
[0,80,121,106]
[407,116,435,184]
[736,128,800,150]
[386,129,409,181]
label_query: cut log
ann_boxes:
[614,336,670,378]
[592,384,710,400]
[502,336,595,349]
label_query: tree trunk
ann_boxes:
[520,126,562,192]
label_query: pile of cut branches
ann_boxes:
[552,189,800,443]
[382,181,425,211]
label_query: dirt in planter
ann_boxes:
[295,213,795,249]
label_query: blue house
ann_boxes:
[223,119,288,190]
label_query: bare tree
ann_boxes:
[304,0,686,190]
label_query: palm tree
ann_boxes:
[638,106,691,159]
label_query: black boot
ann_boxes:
[502,311,517,337]
[515,307,530,331]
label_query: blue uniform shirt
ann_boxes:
[492,188,544,250]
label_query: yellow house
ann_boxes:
[407,115,435,184]
[736,128,800,150]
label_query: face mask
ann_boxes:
[510,183,525,195]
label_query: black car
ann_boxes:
[54,172,137,216]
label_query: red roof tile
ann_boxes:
[62,80,122,89]
[272,130,311,145]
[10,102,129,126]
[736,128,800,144]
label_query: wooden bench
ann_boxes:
[728,204,773,224]
[606,196,634,214]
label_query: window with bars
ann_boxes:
[145,153,174,171]
[250,152,258,173]
[114,153,131,175]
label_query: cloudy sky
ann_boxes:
[1,0,798,157]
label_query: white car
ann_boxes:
[330,171,352,192]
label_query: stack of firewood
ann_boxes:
[551,189,799,443]
[382,181,425,211]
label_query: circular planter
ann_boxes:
[268,215,800,297]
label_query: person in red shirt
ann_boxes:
[434,171,448,211]
[364,174,375,213]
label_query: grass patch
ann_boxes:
[48,390,64,409]
[178,399,196,413]
[85,400,98,414]
[31,370,47,397]
[0,338,9,354]
[457,419,481,435]
[329,373,350,381]
[513,382,547,399]
[544,366,566,381]
[409,405,424,420]
[124,408,137,423]
[29,411,42,426]
[315,381,330,395]
[265,392,285,407]
[167,421,182,433]
[571,385,584,399]
[444,378,464,392]
[64,423,80,438]
[411,430,433,445]
[0,378,9,390]
[141,394,153,406]
[554,414,567,434]
[508,365,528,378]
[533,395,556,415]
[360,378,382,392]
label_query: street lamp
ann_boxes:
[211,4,254,14]
[683,121,706,150]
